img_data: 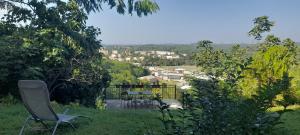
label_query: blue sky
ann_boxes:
[87,0,300,45]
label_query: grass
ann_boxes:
[0,103,163,135]
[2,103,300,135]
[276,110,300,135]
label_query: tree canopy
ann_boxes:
[0,0,159,16]
[248,16,275,40]
[0,0,159,106]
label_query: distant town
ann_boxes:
[99,47,210,90]
[100,48,187,63]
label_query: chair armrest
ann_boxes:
[63,108,70,114]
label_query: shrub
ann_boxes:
[157,76,292,135]
[0,94,18,106]
[95,96,106,110]
[156,36,297,135]
[0,1,111,107]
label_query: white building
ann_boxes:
[117,58,124,61]
[110,54,117,59]
[148,66,156,71]
[125,57,131,61]
[99,48,109,55]
[194,74,211,80]
[183,71,192,75]
[166,56,173,59]
[175,68,185,74]
[112,50,118,54]
[139,57,145,61]
[138,75,160,83]
[173,55,180,59]
[161,73,184,80]
[156,51,174,55]
[132,63,141,66]
[165,55,180,59]
[181,85,192,90]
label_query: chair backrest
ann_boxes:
[18,80,58,121]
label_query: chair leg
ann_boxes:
[66,122,76,130]
[19,117,31,135]
[40,121,49,130]
[121,100,124,108]
[51,121,60,135]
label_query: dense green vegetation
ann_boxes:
[0,0,108,107]
[1,0,300,134]
[102,59,150,85]
[156,16,300,135]
[0,0,159,107]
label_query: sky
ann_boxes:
[87,0,300,45]
[1,0,299,45]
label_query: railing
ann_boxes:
[104,84,181,100]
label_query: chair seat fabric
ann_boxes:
[57,114,77,122]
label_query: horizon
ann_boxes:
[102,42,300,46]
[87,0,300,45]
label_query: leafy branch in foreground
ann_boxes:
[0,0,110,106]
[0,0,159,16]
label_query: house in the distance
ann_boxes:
[138,75,160,84]
[99,48,109,56]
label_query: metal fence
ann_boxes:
[104,84,181,100]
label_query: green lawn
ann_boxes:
[0,103,163,135]
[1,103,300,135]
[274,110,300,135]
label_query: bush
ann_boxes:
[0,94,18,106]
[95,96,106,110]
[49,61,110,107]
[156,37,297,135]
[157,76,291,135]
[0,1,111,107]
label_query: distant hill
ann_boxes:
[103,43,257,54]
[104,44,198,54]
[103,43,299,57]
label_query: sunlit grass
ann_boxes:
[268,104,300,112]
